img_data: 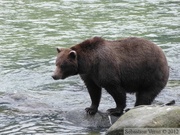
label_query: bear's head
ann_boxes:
[52,48,78,80]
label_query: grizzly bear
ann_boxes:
[52,37,169,116]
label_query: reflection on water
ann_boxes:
[0,0,180,134]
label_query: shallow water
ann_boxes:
[0,0,180,134]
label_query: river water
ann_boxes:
[0,0,180,135]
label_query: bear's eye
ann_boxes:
[60,64,66,69]
[60,61,72,70]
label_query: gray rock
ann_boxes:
[64,110,119,128]
[106,105,180,135]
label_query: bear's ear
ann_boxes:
[57,48,61,53]
[69,50,77,59]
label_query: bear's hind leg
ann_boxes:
[135,88,162,106]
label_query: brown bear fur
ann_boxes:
[52,37,169,116]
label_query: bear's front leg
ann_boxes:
[85,82,102,115]
[81,75,102,115]
[105,86,126,116]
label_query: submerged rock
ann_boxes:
[64,110,119,128]
[106,105,180,135]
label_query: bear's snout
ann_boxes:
[52,75,60,80]
[52,66,62,80]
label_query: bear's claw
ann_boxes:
[85,107,97,115]
[107,108,123,116]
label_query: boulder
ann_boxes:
[106,105,180,135]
